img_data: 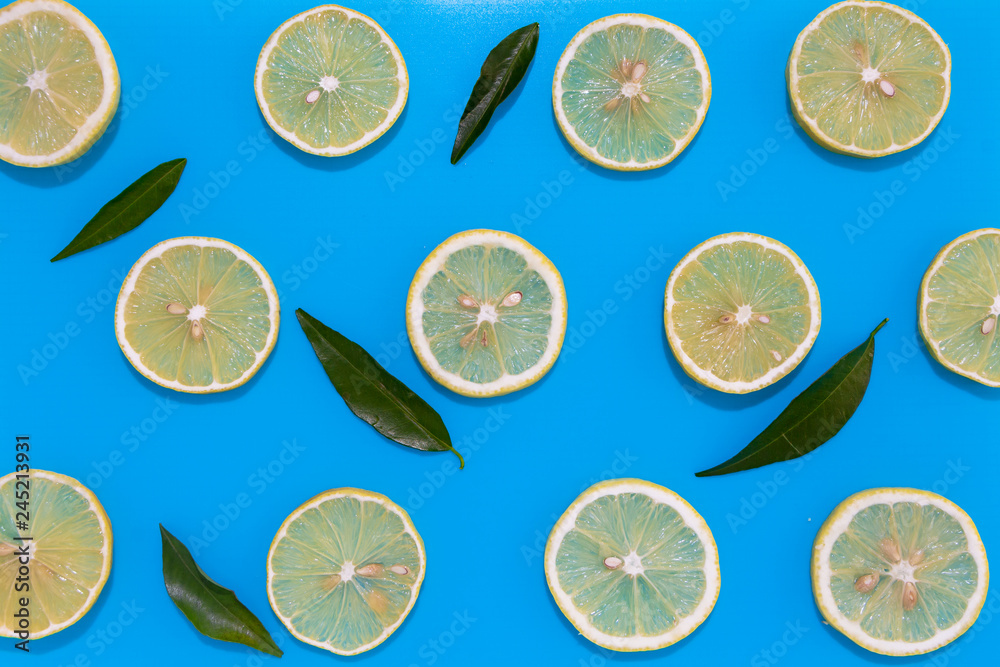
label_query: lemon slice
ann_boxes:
[406,229,567,398]
[664,232,821,394]
[919,229,1000,387]
[255,4,407,156]
[267,488,425,656]
[115,237,279,393]
[553,14,710,171]
[0,470,112,639]
[787,1,951,158]
[545,479,720,651]
[0,0,119,167]
[812,488,989,656]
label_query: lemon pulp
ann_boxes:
[665,233,820,393]
[787,1,950,157]
[255,5,407,156]
[116,238,279,393]
[267,489,424,655]
[0,471,111,639]
[0,0,118,166]
[920,229,1000,386]
[554,14,710,170]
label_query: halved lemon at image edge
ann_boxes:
[787,1,950,158]
[919,229,1000,387]
[267,488,425,656]
[115,237,279,393]
[0,470,112,639]
[406,229,567,398]
[812,488,988,656]
[0,0,119,167]
[255,4,408,156]
[545,479,720,651]
[553,14,711,171]
[664,232,821,394]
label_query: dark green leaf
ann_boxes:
[451,23,539,164]
[160,525,282,657]
[51,158,186,261]
[696,319,888,477]
[296,309,463,467]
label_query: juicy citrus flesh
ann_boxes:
[407,230,567,397]
[0,0,118,166]
[116,238,279,393]
[545,479,720,651]
[0,471,111,639]
[920,229,1000,387]
[554,14,710,170]
[267,489,425,656]
[788,1,950,157]
[813,489,988,655]
[256,5,406,156]
[665,233,820,394]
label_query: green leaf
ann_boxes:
[451,23,539,164]
[160,525,282,657]
[696,319,889,477]
[51,158,187,262]
[296,309,463,467]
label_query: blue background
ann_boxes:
[2,0,998,665]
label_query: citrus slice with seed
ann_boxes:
[115,237,279,393]
[812,488,989,656]
[0,470,112,639]
[664,232,821,394]
[267,488,425,656]
[553,14,711,171]
[255,5,407,156]
[0,0,119,167]
[919,229,1000,387]
[787,1,951,158]
[545,479,720,651]
[406,229,567,398]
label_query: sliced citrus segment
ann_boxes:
[255,4,407,156]
[664,232,821,394]
[812,488,989,656]
[919,229,1000,387]
[553,13,710,171]
[545,479,720,651]
[267,488,425,655]
[0,0,119,167]
[0,470,112,639]
[787,1,950,157]
[406,229,567,397]
[115,237,280,393]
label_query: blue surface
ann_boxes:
[2,0,999,665]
